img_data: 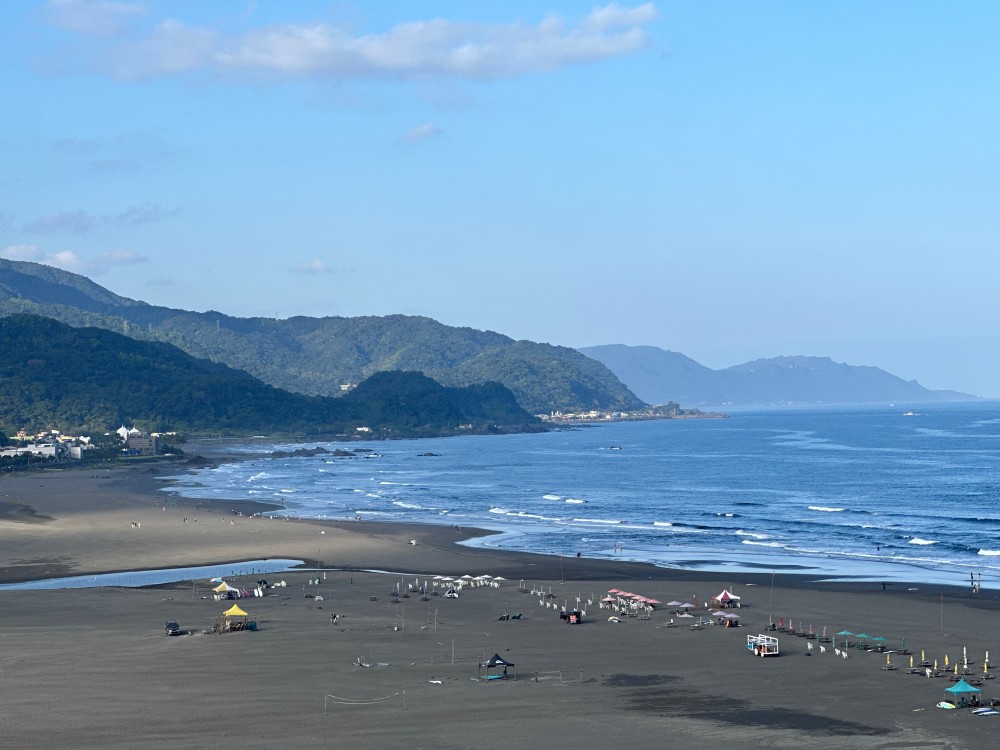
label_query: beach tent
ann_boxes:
[712,589,741,606]
[944,680,981,706]
[215,603,256,632]
[479,653,516,681]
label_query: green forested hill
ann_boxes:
[0,315,541,436]
[0,259,643,413]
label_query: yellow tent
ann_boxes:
[223,604,248,617]
[214,582,237,593]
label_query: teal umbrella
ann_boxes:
[856,633,871,639]
[872,636,887,642]
[836,630,854,636]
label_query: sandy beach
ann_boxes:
[2,459,1000,749]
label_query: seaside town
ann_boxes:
[0,426,167,463]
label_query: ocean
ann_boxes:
[162,402,1000,589]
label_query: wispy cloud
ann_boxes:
[289,259,357,275]
[23,210,98,234]
[46,0,146,37]
[401,123,443,144]
[289,259,332,275]
[108,202,178,226]
[0,243,148,275]
[45,3,658,81]
[23,202,177,233]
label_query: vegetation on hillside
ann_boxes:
[0,314,542,437]
[0,259,644,413]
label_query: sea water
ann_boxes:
[161,402,1000,588]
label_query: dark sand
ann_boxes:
[1,460,999,749]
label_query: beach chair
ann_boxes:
[807,642,814,652]
[842,651,849,660]
[834,648,841,657]
[820,645,827,654]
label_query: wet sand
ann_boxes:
[2,460,999,749]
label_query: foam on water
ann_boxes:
[160,403,1000,589]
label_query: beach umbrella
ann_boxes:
[679,603,695,609]
[712,610,727,616]
[921,649,925,662]
[955,664,959,676]
[910,655,914,669]
[987,650,992,669]
[872,636,886,643]
[886,653,891,667]
[856,633,870,640]
[985,662,989,675]
[809,624,814,635]
[945,655,949,667]
[677,612,694,618]
[666,600,682,607]
[934,659,938,672]
[608,588,622,594]
[823,626,828,638]
[836,630,854,636]
[646,599,662,605]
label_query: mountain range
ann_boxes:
[0,259,641,415]
[0,314,541,437]
[0,259,978,415]
[578,344,977,407]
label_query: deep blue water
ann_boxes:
[162,403,1000,588]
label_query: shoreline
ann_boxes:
[5,457,1000,748]
[0,456,993,603]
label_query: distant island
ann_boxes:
[579,344,979,408]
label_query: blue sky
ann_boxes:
[1,1,998,397]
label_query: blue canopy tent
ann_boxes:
[944,679,981,707]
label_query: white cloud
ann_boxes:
[46,0,145,37]
[401,123,442,144]
[49,3,658,81]
[289,259,331,275]
[0,244,146,275]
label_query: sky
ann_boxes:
[1,1,998,397]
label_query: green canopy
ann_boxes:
[945,680,981,696]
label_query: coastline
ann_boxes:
[0,456,995,601]
[4,458,1000,748]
